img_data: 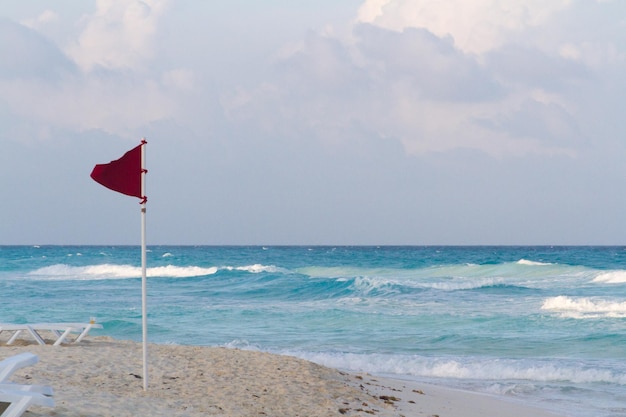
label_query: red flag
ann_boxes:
[91,140,146,202]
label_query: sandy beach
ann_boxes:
[1,336,563,417]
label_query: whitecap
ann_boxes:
[516,259,552,266]
[593,270,626,284]
[27,263,218,280]
[235,264,281,273]
[149,265,218,278]
[541,296,626,318]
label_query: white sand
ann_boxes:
[1,337,564,417]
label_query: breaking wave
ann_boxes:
[516,259,552,266]
[541,296,626,318]
[286,351,626,385]
[26,263,281,280]
[592,270,626,284]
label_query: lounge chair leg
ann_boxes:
[1,394,31,417]
[0,391,54,417]
[74,324,94,343]
[6,332,21,346]
[24,327,45,346]
[52,329,73,346]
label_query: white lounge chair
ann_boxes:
[0,353,54,417]
[0,354,38,383]
[0,322,103,346]
[0,384,53,396]
[0,326,45,346]
[0,389,54,417]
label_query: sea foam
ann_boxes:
[541,296,626,318]
[28,263,218,280]
[25,262,285,281]
[593,270,626,284]
[285,351,626,385]
[516,259,552,266]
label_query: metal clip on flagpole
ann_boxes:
[141,138,148,391]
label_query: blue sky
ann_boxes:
[1,0,626,245]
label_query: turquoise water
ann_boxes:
[1,246,625,416]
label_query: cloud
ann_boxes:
[356,0,572,54]
[161,68,195,92]
[0,20,175,140]
[2,0,626,245]
[66,0,170,72]
[0,2,198,141]
[353,24,502,102]
[487,45,590,92]
[216,0,626,160]
[2,0,623,159]
[20,10,59,29]
[222,21,585,157]
[0,18,76,80]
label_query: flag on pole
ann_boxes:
[90,140,147,202]
[90,139,149,391]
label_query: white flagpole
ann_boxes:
[141,139,148,391]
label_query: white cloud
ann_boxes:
[0,1,199,140]
[356,0,391,24]
[1,0,621,159]
[20,10,59,29]
[356,0,572,54]
[66,0,170,71]
[161,68,195,92]
[559,43,581,60]
[222,21,586,158]
[0,75,175,139]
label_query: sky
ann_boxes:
[1,0,626,245]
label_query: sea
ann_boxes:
[1,245,625,417]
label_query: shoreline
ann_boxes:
[1,337,563,417]
[348,374,564,417]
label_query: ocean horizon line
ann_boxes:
[3,243,626,248]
